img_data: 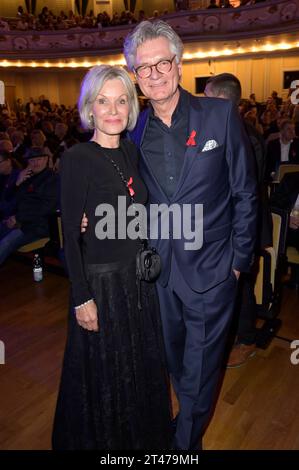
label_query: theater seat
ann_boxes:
[276,164,299,182]
[287,246,299,265]
[254,209,289,348]
[17,237,50,253]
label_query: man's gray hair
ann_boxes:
[78,65,139,131]
[123,20,184,71]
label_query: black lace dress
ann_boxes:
[52,140,172,450]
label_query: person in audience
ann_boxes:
[1,16,10,31]
[0,139,13,155]
[0,151,21,221]
[0,147,58,264]
[52,65,172,450]
[271,90,283,109]
[29,129,53,167]
[208,0,220,7]
[244,109,264,136]
[265,119,299,180]
[261,109,279,140]
[11,130,27,166]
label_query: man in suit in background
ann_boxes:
[124,21,257,449]
[265,119,299,180]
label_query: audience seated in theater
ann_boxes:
[30,129,53,166]
[244,108,264,136]
[0,147,59,265]
[11,130,27,167]
[265,119,299,180]
[51,123,69,169]
[0,151,21,221]
[261,109,279,140]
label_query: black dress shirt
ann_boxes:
[141,88,190,199]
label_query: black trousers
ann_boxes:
[234,272,257,345]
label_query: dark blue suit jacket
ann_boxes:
[129,92,257,291]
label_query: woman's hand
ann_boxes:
[75,300,99,331]
[81,212,89,233]
[233,269,240,280]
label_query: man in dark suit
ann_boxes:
[265,119,299,180]
[124,21,257,449]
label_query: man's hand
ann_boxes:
[16,168,33,186]
[75,300,99,331]
[81,212,88,233]
[289,214,299,230]
[4,215,17,229]
[233,269,240,280]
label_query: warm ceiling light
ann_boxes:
[278,42,292,50]
[0,40,298,69]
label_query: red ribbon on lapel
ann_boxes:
[127,176,135,197]
[186,130,197,146]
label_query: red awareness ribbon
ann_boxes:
[127,176,135,197]
[186,130,197,146]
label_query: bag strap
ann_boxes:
[95,142,147,248]
[98,145,136,205]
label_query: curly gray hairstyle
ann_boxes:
[78,65,139,131]
[123,20,184,71]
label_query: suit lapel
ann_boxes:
[171,95,205,200]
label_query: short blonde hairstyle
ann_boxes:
[78,65,139,131]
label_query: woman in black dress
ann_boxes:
[52,65,172,450]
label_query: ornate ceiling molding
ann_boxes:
[0,0,298,60]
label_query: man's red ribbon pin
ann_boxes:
[186,130,197,146]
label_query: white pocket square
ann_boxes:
[202,140,219,152]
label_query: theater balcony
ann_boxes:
[0,0,298,65]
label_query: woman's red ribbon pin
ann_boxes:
[127,176,135,197]
[186,130,197,146]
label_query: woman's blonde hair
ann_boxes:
[78,65,139,131]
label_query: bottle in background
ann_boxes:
[33,254,43,282]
